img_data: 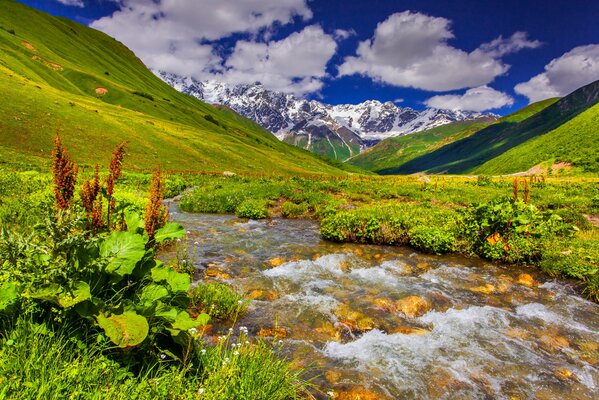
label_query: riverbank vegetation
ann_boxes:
[180,174,599,300]
[0,139,312,399]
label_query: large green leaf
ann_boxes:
[154,223,185,244]
[151,264,190,292]
[139,284,169,305]
[100,231,147,277]
[125,209,145,234]
[171,311,210,331]
[97,311,149,348]
[57,281,91,308]
[0,282,19,313]
[154,303,179,322]
[28,284,62,303]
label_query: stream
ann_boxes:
[167,203,599,399]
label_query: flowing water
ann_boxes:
[167,203,599,399]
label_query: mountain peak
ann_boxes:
[155,70,492,159]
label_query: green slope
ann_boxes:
[349,98,558,173]
[474,102,599,174]
[0,0,351,175]
[347,118,495,172]
[392,81,598,175]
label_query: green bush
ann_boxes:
[189,282,247,320]
[281,201,308,218]
[235,199,269,219]
[409,226,455,254]
[460,199,574,263]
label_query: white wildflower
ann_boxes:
[200,349,206,355]
[233,351,239,356]
[160,354,166,360]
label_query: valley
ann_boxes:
[0,1,598,399]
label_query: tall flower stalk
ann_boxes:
[52,134,78,211]
[105,143,126,227]
[145,166,168,243]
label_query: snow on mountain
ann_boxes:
[155,71,493,160]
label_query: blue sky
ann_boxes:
[18,0,599,114]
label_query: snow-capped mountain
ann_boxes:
[156,71,493,160]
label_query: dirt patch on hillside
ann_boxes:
[21,41,36,52]
[512,162,572,176]
[95,87,108,95]
[585,215,599,228]
[32,55,63,71]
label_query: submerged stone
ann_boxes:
[392,326,430,335]
[258,327,287,338]
[246,289,279,301]
[266,257,286,267]
[203,268,231,280]
[516,273,538,287]
[395,295,432,318]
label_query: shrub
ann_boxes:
[235,199,269,219]
[409,226,455,254]
[460,199,574,263]
[281,201,308,218]
[132,91,154,101]
[203,114,221,127]
[189,282,247,320]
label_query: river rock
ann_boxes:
[314,322,342,342]
[516,273,538,287]
[554,368,577,381]
[203,268,231,280]
[426,368,467,398]
[246,289,279,301]
[258,327,287,338]
[469,284,496,294]
[392,326,430,335]
[266,257,286,267]
[395,295,432,318]
[539,334,569,352]
[335,387,382,400]
[324,370,342,385]
[373,298,397,313]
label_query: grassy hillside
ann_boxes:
[349,98,558,174]
[393,81,598,175]
[474,102,599,174]
[348,118,495,172]
[0,0,351,175]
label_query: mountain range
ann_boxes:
[156,71,490,160]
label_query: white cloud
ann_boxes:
[57,0,84,7]
[338,11,540,92]
[334,29,356,41]
[393,98,404,103]
[515,44,599,102]
[425,86,514,111]
[90,0,339,95]
[217,25,337,95]
[478,31,541,57]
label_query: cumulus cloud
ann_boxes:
[338,11,540,92]
[515,44,599,102]
[57,0,84,7]
[90,0,340,95]
[217,25,337,95]
[425,86,514,111]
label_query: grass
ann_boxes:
[0,317,309,400]
[394,82,599,175]
[189,282,249,320]
[349,98,560,174]
[348,118,495,172]
[0,0,353,176]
